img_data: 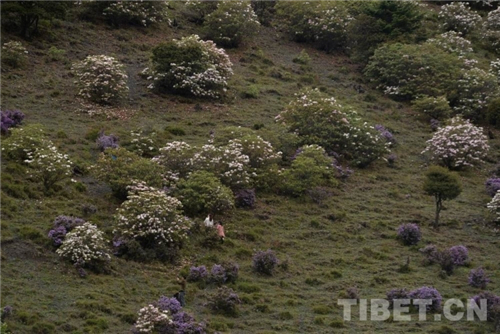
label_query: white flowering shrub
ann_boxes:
[134,304,171,333]
[487,190,500,222]
[453,67,499,121]
[426,31,473,58]
[183,0,218,23]
[422,116,490,169]
[115,182,191,246]
[491,59,500,84]
[56,222,110,266]
[147,35,233,98]
[275,1,353,52]
[204,0,260,48]
[276,88,389,167]
[72,55,129,105]
[1,41,28,68]
[237,135,282,169]
[482,8,500,53]
[1,124,45,161]
[412,95,452,120]
[103,1,168,27]
[153,141,195,185]
[127,129,158,158]
[438,2,481,36]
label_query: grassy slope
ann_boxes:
[1,4,500,334]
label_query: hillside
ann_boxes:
[1,2,500,334]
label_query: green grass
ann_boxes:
[2,4,500,334]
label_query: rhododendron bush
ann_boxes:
[1,41,28,68]
[426,31,473,58]
[438,2,481,36]
[103,1,168,27]
[115,182,191,247]
[276,88,389,167]
[482,8,500,53]
[134,304,171,333]
[147,35,233,98]
[411,95,452,120]
[422,117,489,169]
[487,190,500,222]
[72,55,129,105]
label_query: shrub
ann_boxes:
[425,31,473,58]
[449,245,469,266]
[374,124,396,146]
[293,49,311,65]
[364,43,461,100]
[420,244,440,265]
[487,190,500,222]
[204,1,260,48]
[482,9,500,53]
[408,286,442,312]
[102,1,168,27]
[72,55,129,105]
[187,265,208,282]
[422,117,489,169]
[1,41,28,68]
[1,124,46,161]
[486,179,500,197]
[153,141,194,185]
[183,0,218,23]
[438,2,481,36]
[91,147,163,199]
[207,286,241,316]
[253,249,278,275]
[210,264,227,285]
[48,215,85,246]
[157,296,182,315]
[468,268,491,289]
[134,304,171,333]
[56,222,110,267]
[470,292,500,322]
[0,109,25,134]
[115,182,191,248]
[386,288,409,308]
[221,261,239,283]
[411,95,452,120]
[148,35,233,98]
[234,188,256,208]
[127,129,158,158]
[174,170,235,215]
[281,145,338,196]
[237,135,282,169]
[96,132,119,151]
[277,88,389,167]
[396,223,421,246]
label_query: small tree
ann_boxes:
[423,166,462,228]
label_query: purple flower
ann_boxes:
[210,264,226,285]
[468,268,490,289]
[486,178,500,197]
[158,296,182,314]
[1,109,24,134]
[386,288,409,308]
[375,124,396,144]
[253,249,278,275]
[234,189,255,208]
[221,261,239,283]
[53,215,85,231]
[187,266,208,282]
[409,286,442,312]
[48,225,67,246]
[449,245,468,266]
[96,132,119,151]
[397,223,422,246]
[471,292,500,321]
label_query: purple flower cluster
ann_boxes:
[1,109,25,134]
[375,124,396,145]
[409,286,442,312]
[468,268,491,289]
[386,288,410,308]
[158,296,182,314]
[187,265,208,282]
[397,223,422,246]
[96,132,119,151]
[222,261,239,284]
[234,188,255,208]
[253,249,278,275]
[156,297,207,334]
[210,264,226,285]
[471,292,500,321]
[48,215,85,246]
[486,178,500,197]
[449,245,468,266]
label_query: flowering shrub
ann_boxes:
[204,1,260,48]
[134,304,171,333]
[449,245,469,266]
[419,244,440,265]
[234,188,255,208]
[183,0,218,23]
[396,223,422,246]
[453,67,498,121]
[210,264,227,285]
[48,215,85,246]
[174,171,234,215]
[187,265,208,282]
[153,141,194,185]
[438,2,481,36]
[491,59,500,84]
[237,135,282,169]
[426,31,473,58]
[157,296,182,315]
[127,129,158,158]
[408,286,442,312]
[275,1,353,52]
[221,261,239,284]
[422,117,489,169]
[487,190,500,222]
[1,41,28,68]
[468,268,491,289]
[276,88,389,167]
[25,144,72,190]
[386,288,409,308]
[96,132,119,151]
[207,286,241,316]
[103,1,168,27]
[281,145,338,196]
[148,35,233,98]
[115,182,191,247]
[56,222,110,266]
[471,292,500,322]
[1,124,46,161]
[72,55,129,105]
[486,179,500,197]
[374,125,396,146]
[0,110,25,134]
[365,43,461,100]
[482,9,500,53]
[253,249,278,275]
[411,95,452,120]
[92,147,163,199]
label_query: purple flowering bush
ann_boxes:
[234,188,256,208]
[210,264,227,285]
[96,132,119,151]
[471,291,500,322]
[221,261,239,284]
[207,286,241,317]
[157,296,182,315]
[48,215,85,246]
[375,125,396,146]
[468,268,491,289]
[486,178,500,197]
[1,110,25,134]
[449,245,469,266]
[187,266,208,283]
[408,286,442,312]
[253,249,278,275]
[386,288,409,308]
[397,223,422,246]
